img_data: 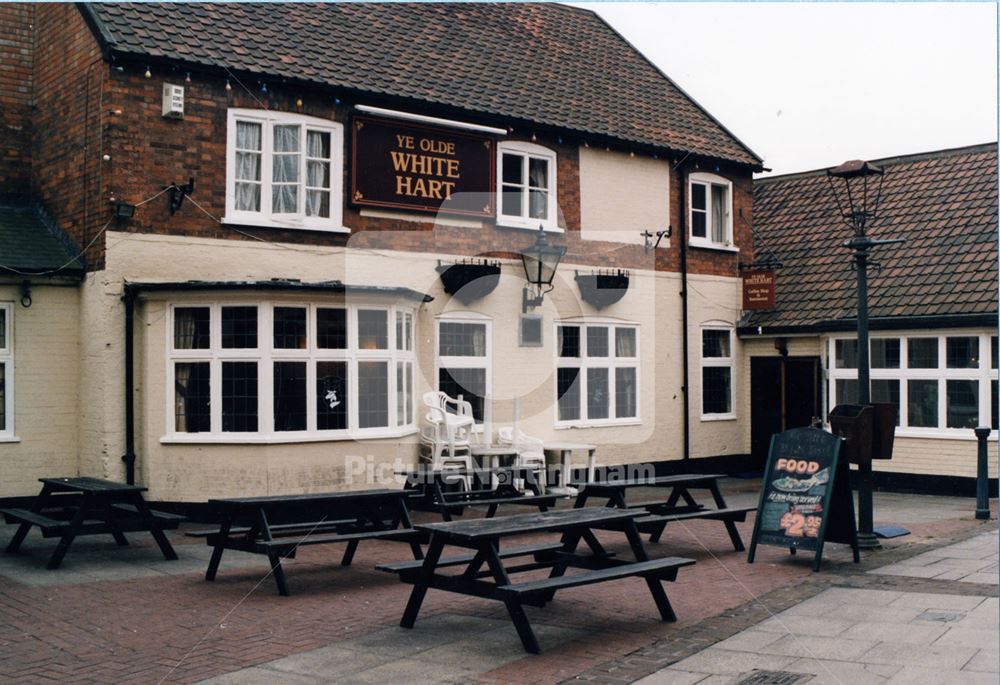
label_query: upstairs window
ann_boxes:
[701,327,735,418]
[225,109,344,232]
[689,173,733,248]
[498,141,558,230]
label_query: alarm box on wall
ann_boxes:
[162,83,184,118]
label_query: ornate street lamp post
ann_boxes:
[520,224,566,312]
[826,160,903,550]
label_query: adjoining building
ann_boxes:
[743,143,998,493]
[0,3,765,502]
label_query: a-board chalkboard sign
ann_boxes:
[747,427,860,572]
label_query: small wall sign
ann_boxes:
[742,269,776,310]
[351,116,495,217]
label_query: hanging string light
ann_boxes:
[260,82,268,94]
[296,97,303,109]
[144,66,152,78]
[225,79,232,93]
[185,72,191,84]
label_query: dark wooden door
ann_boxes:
[750,356,822,465]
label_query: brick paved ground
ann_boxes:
[0,484,994,685]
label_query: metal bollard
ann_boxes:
[974,426,991,520]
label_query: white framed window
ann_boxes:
[688,172,733,249]
[166,301,415,442]
[224,109,345,232]
[436,313,491,424]
[556,320,639,426]
[0,304,12,438]
[827,331,999,438]
[701,326,735,419]
[497,140,558,231]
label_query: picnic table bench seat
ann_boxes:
[377,541,565,574]
[185,518,357,539]
[1,508,75,536]
[632,506,755,549]
[498,556,695,599]
[2,505,185,536]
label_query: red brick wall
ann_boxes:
[22,5,753,279]
[31,3,106,266]
[0,3,35,195]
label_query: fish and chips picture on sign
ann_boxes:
[747,427,860,572]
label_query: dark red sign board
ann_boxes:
[351,116,495,217]
[743,269,776,310]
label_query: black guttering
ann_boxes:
[123,280,434,302]
[678,162,691,460]
[737,313,998,338]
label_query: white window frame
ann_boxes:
[435,312,492,426]
[688,172,734,250]
[0,303,13,439]
[554,319,640,428]
[497,140,559,231]
[224,108,346,232]
[825,330,998,439]
[164,300,415,443]
[701,325,736,420]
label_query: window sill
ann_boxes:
[0,436,21,443]
[160,427,418,445]
[222,216,351,234]
[554,419,642,430]
[842,427,997,441]
[496,219,563,233]
[700,414,737,422]
[688,241,739,253]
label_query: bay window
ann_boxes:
[828,332,998,435]
[169,302,415,441]
[0,304,11,437]
[225,109,344,231]
[688,173,733,248]
[556,322,638,426]
[497,141,558,230]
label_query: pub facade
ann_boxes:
[1,2,763,501]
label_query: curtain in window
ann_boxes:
[235,122,262,212]
[272,125,300,213]
[173,363,191,432]
[174,310,197,349]
[528,158,548,219]
[306,131,330,217]
[711,185,726,243]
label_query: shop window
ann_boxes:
[225,109,345,231]
[437,316,490,422]
[688,173,733,248]
[497,141,557,230]
[557,322,639,425]
[168,302,414,441]
[0,304,13,437]
[701,327,734,417]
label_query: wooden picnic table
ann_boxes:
[573,473,753,551]
[400,468,557,521]
[1,477,182,569]
[192,488,423,596]
[378,507,695,653]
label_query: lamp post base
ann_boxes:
[856,531,881,550]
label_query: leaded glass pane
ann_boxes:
[273,361,307,431]
[316,361,347,430]
[174,362,210,432]
[174,307,210,349]
[222,361,258,432]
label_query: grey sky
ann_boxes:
[582,2,998,176]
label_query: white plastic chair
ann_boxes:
[497,426,547,494]
[420,392,475,489]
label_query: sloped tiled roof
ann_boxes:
[83,3,761,167]
[0,203,84,277]
[745,143,998,332]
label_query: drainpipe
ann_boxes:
[678,162,690,460]
[121,284,136,484]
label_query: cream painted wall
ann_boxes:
[0,284,81,497]
[97,230,746,500]
[578,146,670,246]
[685,273,749,460]
[874,436,998,479]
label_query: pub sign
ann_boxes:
[742,269,776,310]
[351,116,495,217]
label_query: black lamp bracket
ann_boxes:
[641,227,671,252]
[165,177,195,215]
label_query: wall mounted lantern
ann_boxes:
[520,224,565,313]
